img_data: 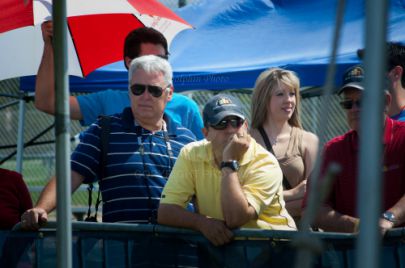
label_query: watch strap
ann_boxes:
[220,160,239,171]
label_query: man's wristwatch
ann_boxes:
[382,211,396,223]
[220,160,240,172]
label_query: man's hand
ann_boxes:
[379,218,394,236]
[222,132,251,161]
[197,217,234,246]
[41,21,53,44]
[20,208,48,231]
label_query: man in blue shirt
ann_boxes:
[358,42,405,121]
[34,22,204,139]
[21,55,196,228]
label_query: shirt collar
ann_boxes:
[350,116,393,150]
[121,107,178,136]
[383,116,394,145]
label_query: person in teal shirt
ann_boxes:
[77,89,203,139]
[34,22,204,139]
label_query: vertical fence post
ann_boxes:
[16,93,25,173]
[53,0,72,267]
[355,0,388,267]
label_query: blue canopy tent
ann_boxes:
[20,0,405,93]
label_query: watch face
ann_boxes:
[230,161,239,171]
[383,212,395,222]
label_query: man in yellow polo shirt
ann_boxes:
[158,94,296,246]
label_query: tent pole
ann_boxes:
[53,0,72,267]
[355,0,388,267]
[16,93,25,173]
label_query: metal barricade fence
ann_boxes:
[1,222,404,268]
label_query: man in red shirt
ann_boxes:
[304,65,405,233]
[0,168,32,229]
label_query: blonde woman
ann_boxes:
[250,68,318,223]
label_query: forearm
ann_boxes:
[220,169,256,228]
[283,189,296,202]
[35,176,57,213]
[312,205,359,233]
[158,203,234,246]
[34,41,83,120]
[284,179,307,202]
[35,171,84,213]
[35,42,55,114]
[157,204,209,232]
[285,198,304,217]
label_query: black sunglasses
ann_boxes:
[340,99,361,110]
[211,118,245,130]
[130,84,169,98]
[157,54,169,60]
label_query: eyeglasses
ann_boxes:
[210,118,245,130]
[130,84,170,98]
[157,54,169,60]
[340,99,361,110]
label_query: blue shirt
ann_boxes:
[77,90,204,139]
[71,107,196,223]
[391,109,405,122]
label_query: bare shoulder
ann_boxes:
[301,130,319,151]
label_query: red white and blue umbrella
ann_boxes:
[0,0,192,80]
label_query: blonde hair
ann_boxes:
[251,68,302,129]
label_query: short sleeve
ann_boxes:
[242,154,283,215]
[77,90,129,126]
[165,94,204,140]
[71,121,102,183]
[160,148,195,208]
[77,93,104,126]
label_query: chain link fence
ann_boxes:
[0,78,348,209]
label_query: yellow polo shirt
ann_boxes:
[161,139,296,230]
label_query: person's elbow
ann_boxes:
[157,203,174,225]
[34,97,54,114]
[224,208,256,229]
[224,217,246,229]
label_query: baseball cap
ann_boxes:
[337,65,364,95]
[203,94,246,126]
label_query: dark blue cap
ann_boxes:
[338,65,365,95]
[203,94,246,126]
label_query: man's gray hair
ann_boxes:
[128,55,173,87]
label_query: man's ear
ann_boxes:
[243,120,249,129]
[166,86,174,101]
[124,56,132,70]
[388,66,402,81]
[385,91,392,110]
[202,127,209,138]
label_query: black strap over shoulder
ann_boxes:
[257,126,292,190]
[258,126,274,154]
[85,115,111,222]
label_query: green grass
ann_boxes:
[3,159,97,207]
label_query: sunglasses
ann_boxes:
[340,99,361,110]
[157,54,169,60]
[211,118,245,130]
[130,84,170,98]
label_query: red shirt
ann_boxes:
[305,117,405,222]
[0,168,33,229]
